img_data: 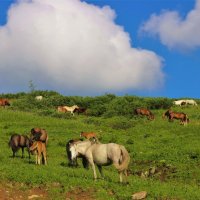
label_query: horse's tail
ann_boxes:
[115,145,130,172]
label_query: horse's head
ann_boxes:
[69,142,79,161]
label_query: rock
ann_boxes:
[132,191,147,200]
[28,195,40,199]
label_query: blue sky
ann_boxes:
[0,0,200,98]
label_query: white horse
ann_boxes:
[184,99,198,106]
[35,96,43,100]
[62,105,79,116]
[69,139,130,183]
[173,100,186,106]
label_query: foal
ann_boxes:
[29,141,47,165]
[80,132,97,139]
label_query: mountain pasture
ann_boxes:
[0,94,200,199]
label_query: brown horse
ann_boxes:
[134,108,155,120]
[8,134,32,161]
[168,111,189,125]
[80,132,97,139]
[29,141,47,165]
[30,128,48,145]
[66,139,89,168]
[0,98,10,107]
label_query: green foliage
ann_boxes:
[5,91,173,118]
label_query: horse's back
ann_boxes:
[89,143,122,164]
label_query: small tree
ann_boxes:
[28,80,36,93]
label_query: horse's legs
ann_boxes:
[87,157,97,180]
[36,153,38,164]
[123,170,129,183]
[97,165,104,178]
[119,171,123,183]
[12,149,16,158]
[43,152,47,165]
[38,152,41,165]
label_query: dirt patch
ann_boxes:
[66,187,96,200]
[131,160,177,182]
[0,182,48,200]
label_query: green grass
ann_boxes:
[0,107,200,199]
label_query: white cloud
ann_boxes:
[140,0,200,50]
[0,0,164,95]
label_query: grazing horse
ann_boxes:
[62,105,79,116]
[184,99,198,106]
[0,98,10,107]
[8,134,32,161]
[80,132,97,139]
[169,112,189,125]
[69,139,130,183]
[134,108,155,120]
[173,100,186,106]
[29,141,47,165]
[66,139,89,168]
[30,128,48,145]
[74,107,87,115]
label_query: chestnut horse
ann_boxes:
[80,132,97,139]
[134,108,155,120]
[0,98,10,107]
[29,141,47,165]
[168,111,189,125]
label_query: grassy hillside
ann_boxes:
[0,95,200,199]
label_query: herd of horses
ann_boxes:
[8,128,129,183]
[134,108,189,125]
[8,128,48,164]
[1,97,197,183]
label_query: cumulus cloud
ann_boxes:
[140,0,200,50]
[0,0,164,95]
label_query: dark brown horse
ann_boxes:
[134,108,155,120]
[0,98,10,107]
[74,107,87,115]
[8,134,32,161]
[66,139,89,168]
[30,128,48,145]
[168,112,189,125]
